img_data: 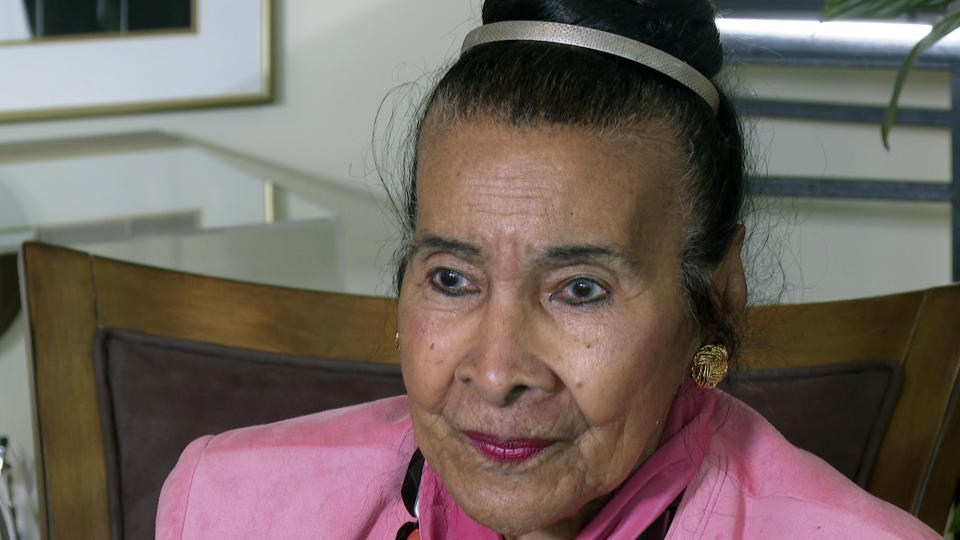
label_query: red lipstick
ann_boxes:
[466,432,553,462]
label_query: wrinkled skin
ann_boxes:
[398,118,744,539]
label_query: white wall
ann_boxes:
[733,64,953,303]
[0,0,481,294]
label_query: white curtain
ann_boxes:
[0,0,31,42]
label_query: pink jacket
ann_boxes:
[156,387,939,539]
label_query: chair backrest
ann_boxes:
[737,286,960,531]
[20,242,960,537]
[20,242,401,540]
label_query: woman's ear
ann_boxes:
[714,224,747,316]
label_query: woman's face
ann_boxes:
[398,118,698,537]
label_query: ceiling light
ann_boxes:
[717,18,938,46]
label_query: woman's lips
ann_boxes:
[466,432,554,462]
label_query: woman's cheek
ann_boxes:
[561,313,676,427]
[558,339,629,425]
[399,306,460,412]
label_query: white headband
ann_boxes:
[461,21,720,114]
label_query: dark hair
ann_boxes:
[386,0,747,354]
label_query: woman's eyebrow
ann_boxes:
[410,237,639,272]
[411,234,482,259]
[541,245,641,273]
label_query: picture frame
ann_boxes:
[0,0,272,123]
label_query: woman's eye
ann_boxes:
[430,268,478,296]
[556,278,609,305]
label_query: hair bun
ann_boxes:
[481,0,722,78]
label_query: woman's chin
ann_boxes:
[437,456,600,537]
[454,487,581,537]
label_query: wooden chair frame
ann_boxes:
[19,241,960,537]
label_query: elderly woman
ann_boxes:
[157,1,940,538]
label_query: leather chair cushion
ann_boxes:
[720,358,902,488]
[93,329,407,540]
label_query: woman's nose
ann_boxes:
[454,295,559,406]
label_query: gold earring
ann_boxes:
[691,344,728,388]
[394,332,400,351]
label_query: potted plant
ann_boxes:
[823,0,960,147]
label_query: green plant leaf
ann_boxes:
[882,10,960,148]
[822,0,951,21]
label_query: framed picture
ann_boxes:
[0,0,272,122]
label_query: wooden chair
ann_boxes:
[736,288,960,531]
[19,241,960,538]
[20,242,401,540]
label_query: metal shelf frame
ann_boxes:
[723,30,960,281]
